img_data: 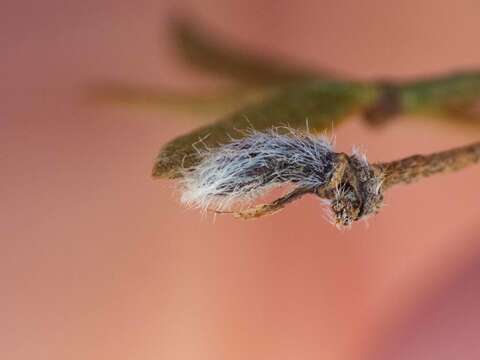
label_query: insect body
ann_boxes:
[178,129,385,227]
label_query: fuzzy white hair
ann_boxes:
[179,128,335,211]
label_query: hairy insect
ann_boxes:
[180,129,336,211]
[175,129,480,227]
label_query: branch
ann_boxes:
[377,140,480,189]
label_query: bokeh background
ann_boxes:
[3,1,480,359]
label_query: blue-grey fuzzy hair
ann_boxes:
[179,129,336,211]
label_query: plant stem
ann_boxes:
[376,141,480,189]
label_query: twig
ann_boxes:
[377,141,480,189]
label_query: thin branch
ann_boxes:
[376,140,480,189]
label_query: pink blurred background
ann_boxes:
[3,1,480,359]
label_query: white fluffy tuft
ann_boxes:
[179,128,335,211]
